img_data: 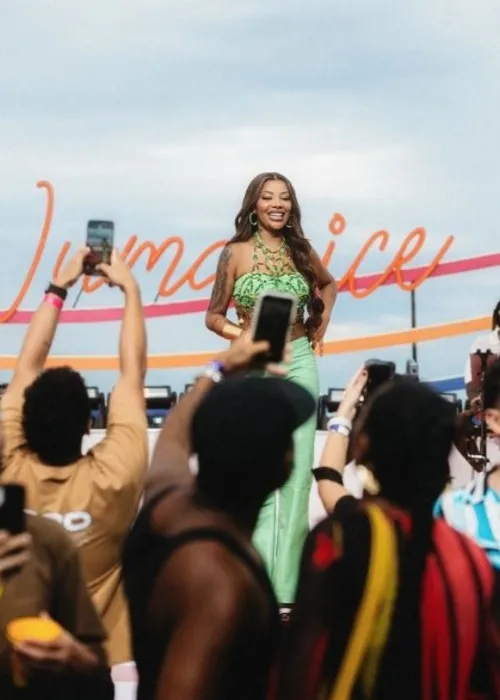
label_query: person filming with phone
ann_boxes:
[123,331,316,700]
[0,448,112,698]
[275,365,500,699]
[0,244,148,666]
[464,299,500,401]
[435,358,500,578]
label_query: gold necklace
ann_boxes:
[253,231,290,276]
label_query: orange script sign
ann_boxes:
[0,181,455,324]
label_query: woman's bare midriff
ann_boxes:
[237,317,308,342]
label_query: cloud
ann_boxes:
[1,0,500,391]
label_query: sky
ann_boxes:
[1,0,499,396]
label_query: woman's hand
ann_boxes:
[336,367,368,420]
[311,317,329,356]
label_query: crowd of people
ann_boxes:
[0,172,499,699]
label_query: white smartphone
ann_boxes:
[251,291,297,364]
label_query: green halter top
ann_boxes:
[232,234,310,326]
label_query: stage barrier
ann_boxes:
[83,429,476,699]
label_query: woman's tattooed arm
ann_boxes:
[205,246,241,339]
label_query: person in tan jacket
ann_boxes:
[0,247,148,665]
[0,514,114,699]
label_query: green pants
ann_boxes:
[252,336,319,605]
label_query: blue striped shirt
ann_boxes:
[434,474,500,570]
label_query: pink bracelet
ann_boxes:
[43,293,64,310]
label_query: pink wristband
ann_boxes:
[44,293,64,310]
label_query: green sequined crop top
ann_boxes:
[233,271,310,326]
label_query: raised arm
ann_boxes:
[205,245,241,340]
[98,251,147,398]
[6,248,89,398]
[315,368,367,513]
[88,252,148,500]
[144,333,277,504]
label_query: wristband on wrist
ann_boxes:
[327,416,352,436]
[198,360,226,384]
[43,293,64,311]
[327,424,351,438]
[44,283,68,301]
[331,415,352,430]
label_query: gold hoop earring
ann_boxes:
[249,212,258,228]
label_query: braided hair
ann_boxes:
[359,380,456,696]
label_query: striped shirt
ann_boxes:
[434,473,500,570]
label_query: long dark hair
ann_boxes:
[360,380,455,696]
[491,299,500,330]
[230,172,324,339]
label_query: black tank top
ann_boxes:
[122,488,280,700]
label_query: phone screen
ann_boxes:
[0,484,26,534]
[84,220,114,275]
[252,293,295,363]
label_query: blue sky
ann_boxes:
[1,0,499,395]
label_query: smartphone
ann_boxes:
[0,484,26,534]
[84,220,114,276]
[364,359,396,395]
[251,292,297,364]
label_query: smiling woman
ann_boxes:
[205,172,338,609]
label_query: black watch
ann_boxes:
[45,283,68,301]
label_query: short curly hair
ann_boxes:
[22,367,91,466]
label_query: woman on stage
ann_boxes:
[206,172,337,608]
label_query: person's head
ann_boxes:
[483,358,500,436]
[191,376,315,518]
[231,172,324,338]
[491,299,500,330]
[352,379,455,510]
[22,367,91,466]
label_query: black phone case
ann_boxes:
[0,485,26,534]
